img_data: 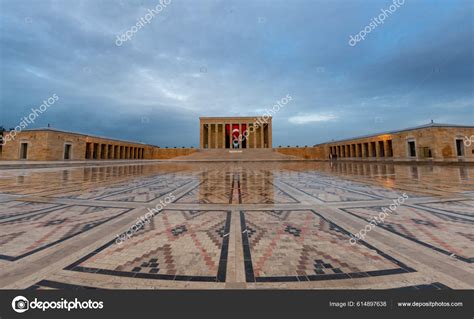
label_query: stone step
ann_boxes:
[172,148,300,161]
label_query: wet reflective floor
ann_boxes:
[0,162,472,289]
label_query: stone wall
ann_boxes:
[275,147,326,160]
[151,148,196,159]
[279,126,474,162]
[1,131,52,161]
[2,125,472,162]
[0,129,194,161]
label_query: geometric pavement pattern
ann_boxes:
[418,200,474,218]
[341,205,474,263]
[0,200,62,220]
[0,205,131,261]
[65,210,231,282]
[241,210,415,282]
[0,162,472,289]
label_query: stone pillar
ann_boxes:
[200,124,203,148]
[384,140,390,157]
[238,123,242,148]
[268,121,272,148]
[247,123,251,149]
[260,125,264,148]
[253,124,257,148]
[88,143,93,159]
[97,144,102,160]
[222,123,225,149]
[207,124,211,149]
[214,124,218,149]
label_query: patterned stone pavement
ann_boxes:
[0,161,472,289]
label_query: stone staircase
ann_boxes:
[171,148,300,161]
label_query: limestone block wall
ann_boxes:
[321,126,474,162]
[0,130,152,161]
[2,126,472,162]
[151,148,196,159]
[274,126,474,162]
[47,131,86,160]
[275,147,326,159]
[0,131,51,161]
[423,127,474,161]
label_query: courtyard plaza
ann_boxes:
[0,158,472,290]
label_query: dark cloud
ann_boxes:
[1,0,472,147]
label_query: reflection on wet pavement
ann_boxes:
[0,162,472,289]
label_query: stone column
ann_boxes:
[268,120,272,148]
[207,124,211,149]
[253,124,257,148]
[88,143,93,159]
[222,123,225,149]
[247,123,251,148]
[238,123,242,148]
[214,124,218,149]
[97,144,102,160]
[199,123,203,149]
[384,140,391,157]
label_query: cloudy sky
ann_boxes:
[0,0,472,147]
